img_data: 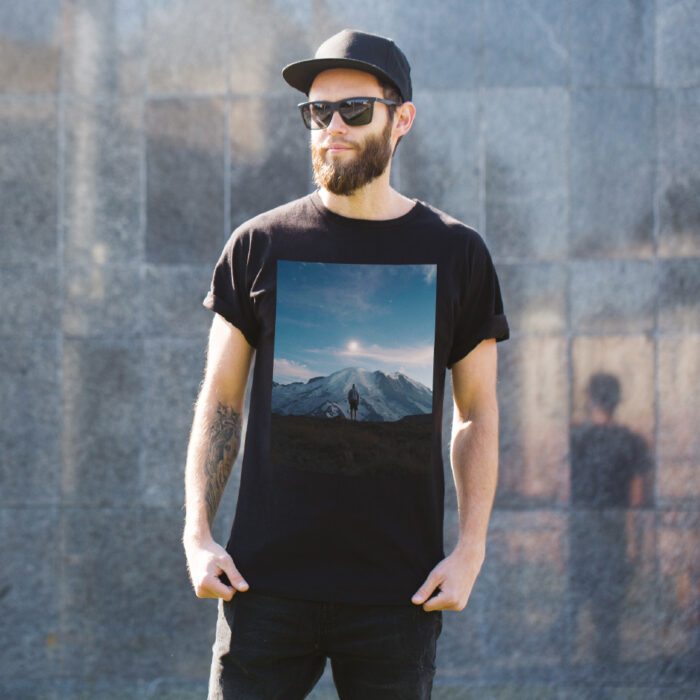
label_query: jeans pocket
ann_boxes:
[398,607,442,671]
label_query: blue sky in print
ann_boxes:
[274,261,436,388]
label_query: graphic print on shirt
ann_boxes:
[271,261,436,477]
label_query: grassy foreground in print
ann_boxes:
[270,412,432,477]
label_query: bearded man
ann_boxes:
[183,29,509,699]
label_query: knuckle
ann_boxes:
[446,596,464,610]
[194,576,214,598]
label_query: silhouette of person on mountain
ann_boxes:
[565,372,652,671]
[347,384,360,421]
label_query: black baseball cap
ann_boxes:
[282,29,412,102]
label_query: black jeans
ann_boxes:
[208,590,442,699]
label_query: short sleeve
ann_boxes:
[203,230,260,347]
[448,233,509,367]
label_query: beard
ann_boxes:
[311,118,394,196]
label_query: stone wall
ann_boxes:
[1,1,698,697]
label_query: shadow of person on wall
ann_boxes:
[565,372,652,674]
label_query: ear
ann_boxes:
[393,101,416,140]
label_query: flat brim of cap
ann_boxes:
[282,57,399,97]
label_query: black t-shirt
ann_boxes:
[203,191,509,605]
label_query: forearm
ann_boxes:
[184,386,243,541]
[412,341,499,611]
[450,405,499,557]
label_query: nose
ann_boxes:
[325,108,348,133]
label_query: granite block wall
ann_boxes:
[1,1,698,698]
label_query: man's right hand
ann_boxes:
[183,534,249,601]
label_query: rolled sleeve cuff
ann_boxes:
[447,314,510,368]
[203,292,259,348]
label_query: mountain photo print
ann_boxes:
[271,261,436,477]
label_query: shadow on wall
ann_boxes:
[468,364,698,681]
[565,372,652,670]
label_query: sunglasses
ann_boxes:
[298,96,400,130]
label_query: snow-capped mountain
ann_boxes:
[272,367,432,422]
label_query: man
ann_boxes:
[348,383,360,420]
[183,29,509,699]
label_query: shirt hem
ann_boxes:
[242,581,422,607]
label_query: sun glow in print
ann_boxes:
[347,340,360,353]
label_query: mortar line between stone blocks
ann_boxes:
[222,75,231,245]
[563,43,575,679]
[148,89,288,100]
[0,93,65,101]
[139,0,147,268]
[137,0,148,511]
[57,6,67,498]
[650,3,663,639]
[653,0,659,88]
[477,0,485,92]
[477,0,486,235]
[56,0,68,678]
[224,6,232,247]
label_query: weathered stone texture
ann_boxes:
[1,1,698,696]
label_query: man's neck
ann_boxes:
[318,175,415,221]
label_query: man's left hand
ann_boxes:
[411,545,485,612]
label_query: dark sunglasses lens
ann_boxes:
[300,104,324,129]
[299,104,313,128]
[306,102,333,128]
[300,99,376,129]
[339,99,373,126]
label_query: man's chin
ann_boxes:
[316,162,389,196]
[323,149,356,161]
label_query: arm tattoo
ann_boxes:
[204,403,242,527]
